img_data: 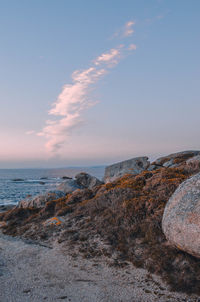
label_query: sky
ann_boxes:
[0,0,200,168]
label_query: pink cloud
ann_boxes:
[38,46,125,153]
[123,21,135,37]
[38,21,137,154]
[112,20,135,39]
[94,48,121,66]
[128,44,137,51]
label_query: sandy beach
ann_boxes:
[0,232,198,302]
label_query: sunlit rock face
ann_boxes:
[19,190,66,208]
[104,157,150,183]
[162,172,200,258]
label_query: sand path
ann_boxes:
[0,232,198,302]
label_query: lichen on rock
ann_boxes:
[162,172,200,258]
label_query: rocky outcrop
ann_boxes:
[57,179,82,194]
[19,173,102,209]
[1,159,200,295]
[57,173,102,193]
[162,172,200,258]
[75,172,103,189]
[153,150,200,168]
[186,155,200,173]
[19,190,65,208]
[104,157,150,183]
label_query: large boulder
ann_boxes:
[57,179,82,194]
[104,157,150,183]
[19,190,65,208]
[186,155,200,173]
[162,172,200,258]
[75,172,103,189]
[153,150,200,168]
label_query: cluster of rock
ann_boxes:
[104,150,200,182]
[104,150,200,259]
[19,191,66,208]
[17,150,200,259]
[152,150,200,167]
[19,172,102,208]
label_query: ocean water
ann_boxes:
[0,167,105,206]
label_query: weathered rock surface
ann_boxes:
[186,155,200,173]
[147,164,161,171]
[162,172,200,258]
[75,172,103,189]
[104,157,150,183]
[19,190,65,208]
[153,150,200,167]
[57,179,82,194]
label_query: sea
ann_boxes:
[0,166,105,206]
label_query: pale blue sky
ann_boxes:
[0,0,200,168]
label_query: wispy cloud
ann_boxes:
[113,20,135,39]
[145,11,169,25]
[128,44,137,51]
[38,21,136,154]
[94,48,121,66]
[123,21,135,37]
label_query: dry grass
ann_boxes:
[71,168,200,294]
[1,167,200,294]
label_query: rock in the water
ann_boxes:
[104,157,150,183]
[0,204,16,213]
[153,150,200,167]
[75,172,102,189]
[39,181,45,185]
[12,178,24,182]
[19,190,65,208]
[57,179,81,194]
[162,172,200,258]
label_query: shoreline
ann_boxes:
[0,151,200,300]
[0,204,15,213]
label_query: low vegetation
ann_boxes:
[0,166,200,295]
